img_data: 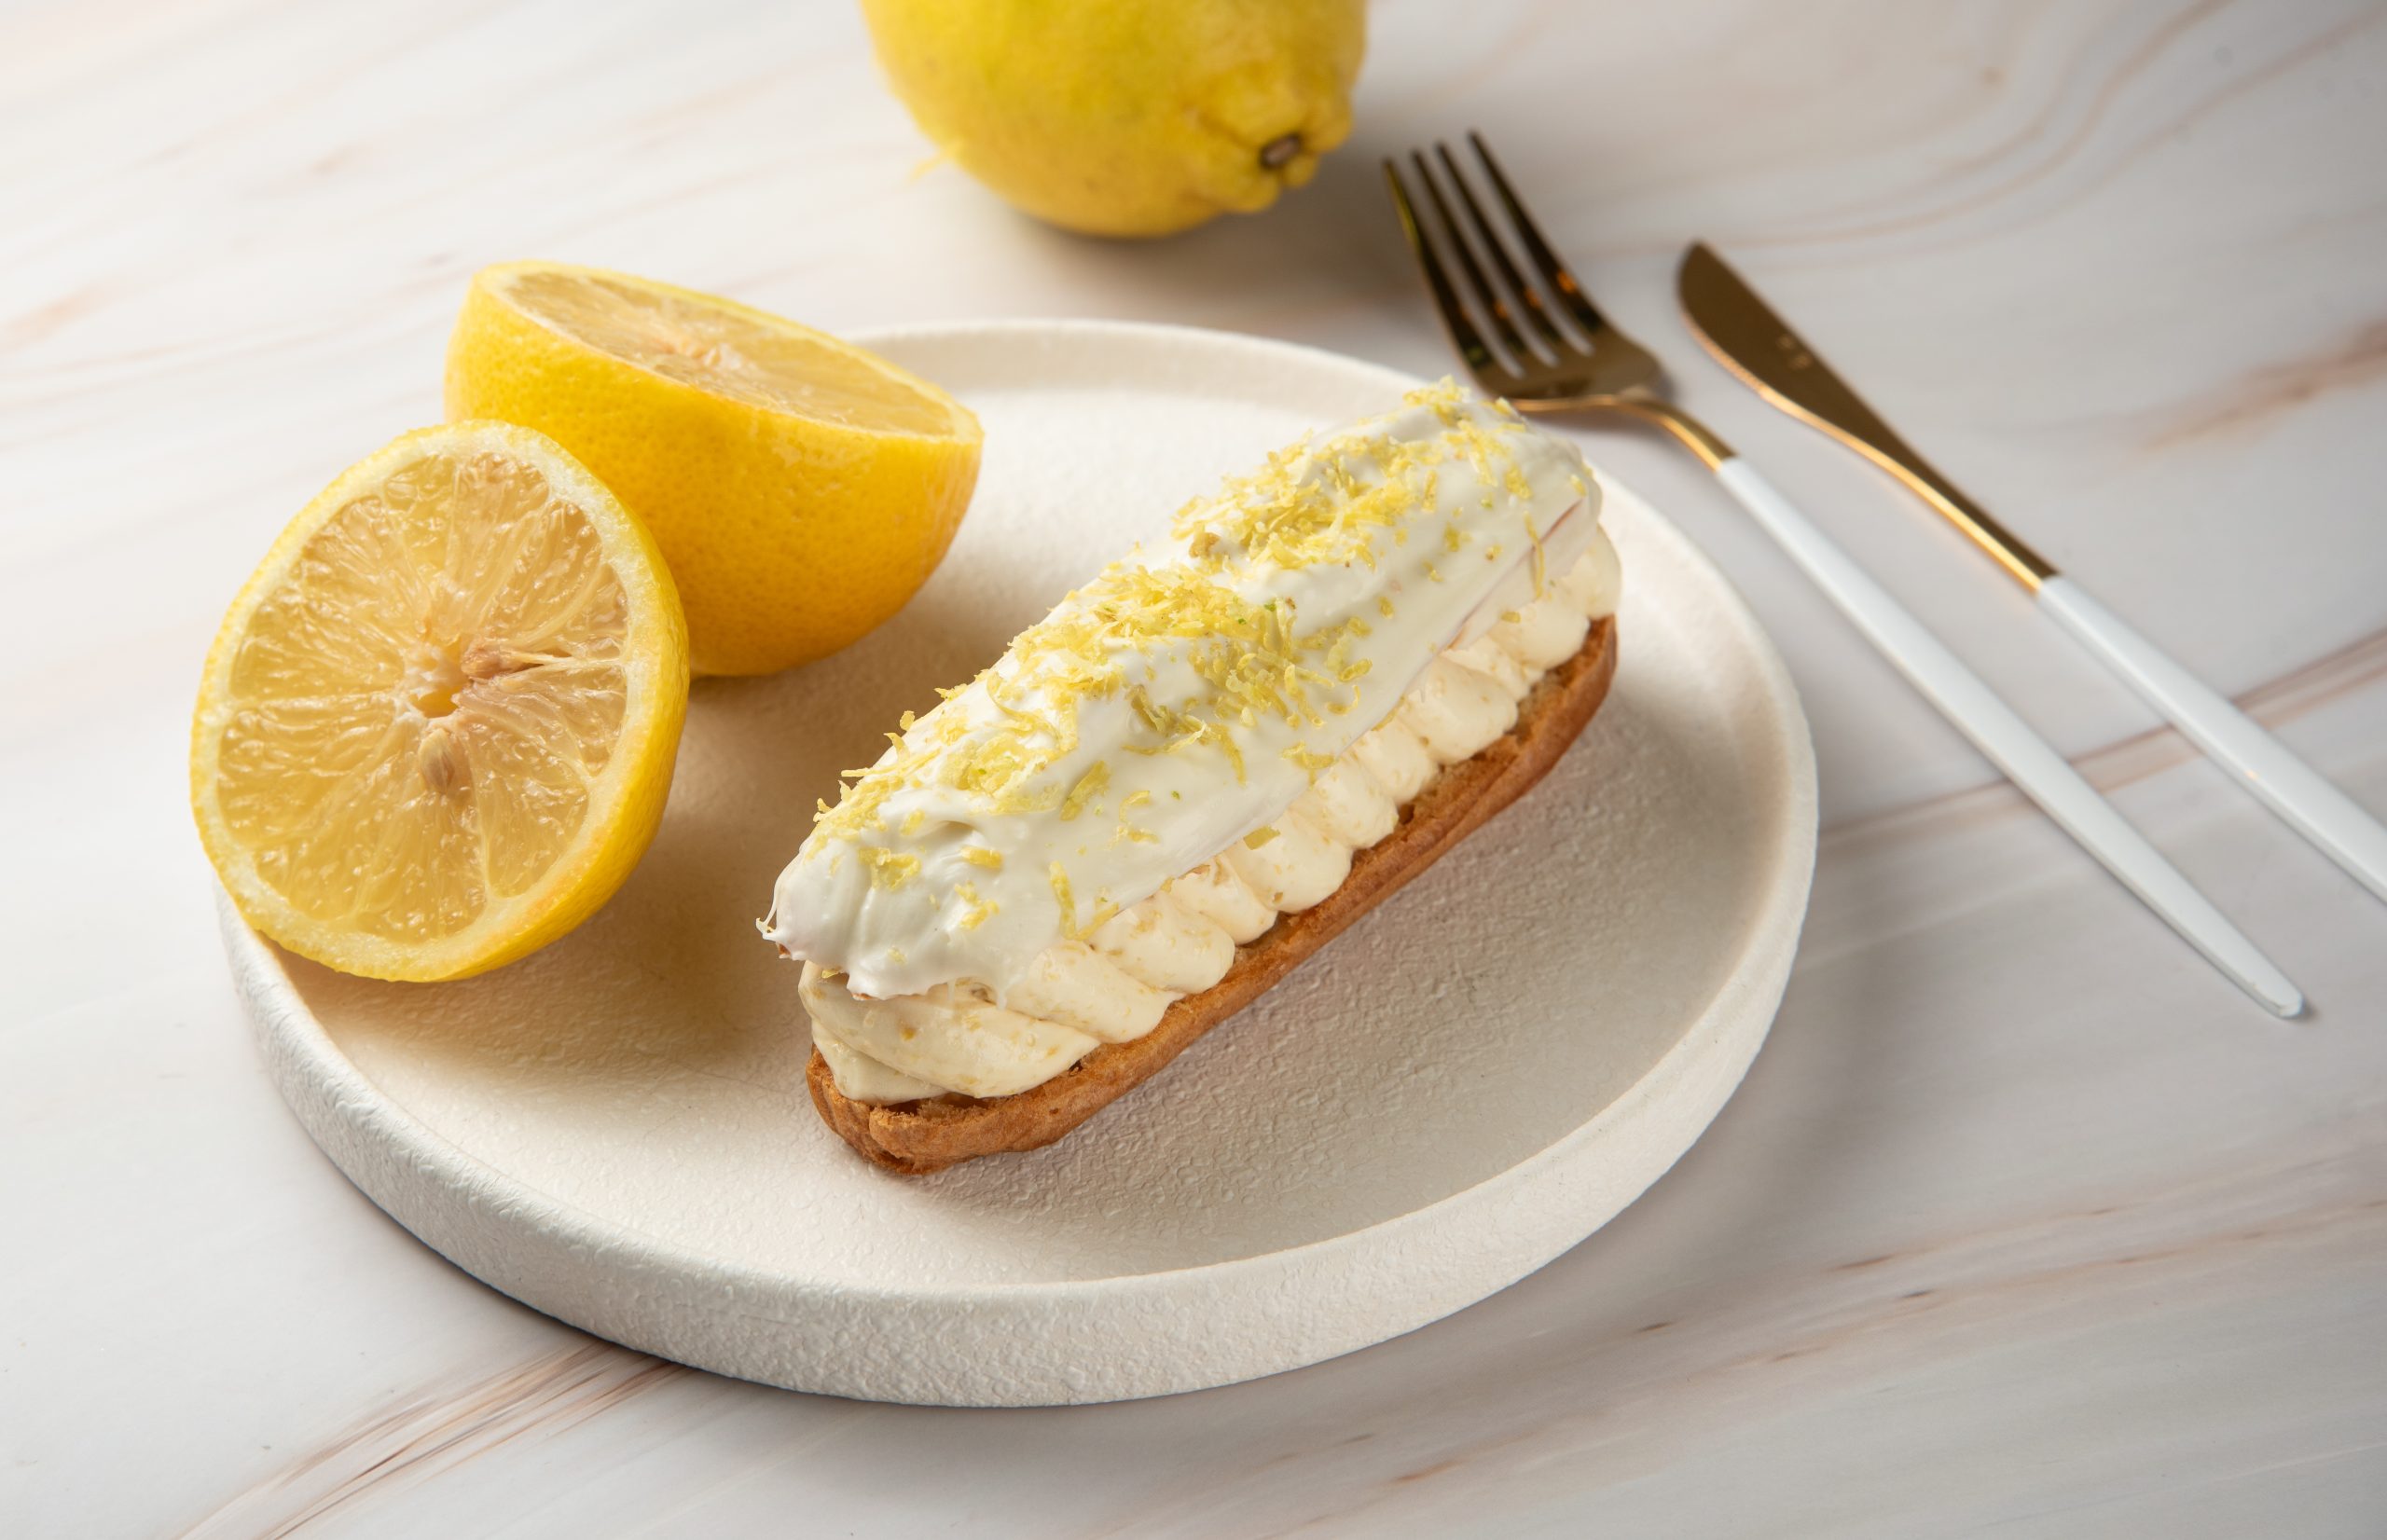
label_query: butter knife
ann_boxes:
[1679,241,2387,914]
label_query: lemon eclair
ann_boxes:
[762,382,1621,1172]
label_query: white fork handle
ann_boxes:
[1715,459,2302,1017]
[2036,575,2387,906]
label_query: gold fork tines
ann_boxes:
[1384,131,1729,466]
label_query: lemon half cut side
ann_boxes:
[191,422,690,983]
[447,261,983,677]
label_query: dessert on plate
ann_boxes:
[762,381,1621,1173]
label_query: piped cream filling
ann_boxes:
[801,530,1621,1105]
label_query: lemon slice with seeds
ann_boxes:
[447,261,982,677]
[192,422,689,982]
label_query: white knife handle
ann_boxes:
[2036,575,2387,905]
[1714,458,2302,1016]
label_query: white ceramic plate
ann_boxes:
[225,320,1816,1407]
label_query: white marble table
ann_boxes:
[6,0,2384,1533]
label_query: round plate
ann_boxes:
[227,320,1816,1407]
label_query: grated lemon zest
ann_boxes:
[955,882,997,931]
[1284,744,1334,775]
[1049,862,1080,938]
[1059,760,1110,820]
[860,846,919,889]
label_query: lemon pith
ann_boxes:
[191,422,689,983]
[445,262,983,676]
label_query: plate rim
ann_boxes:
[225,316,1819,1399]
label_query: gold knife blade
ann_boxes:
[1676,241,2054,589]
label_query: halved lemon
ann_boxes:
[192,422,689,982]
[446,261,983,676]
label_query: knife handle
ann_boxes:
[2036,576,2387,905]
[1711,458,2302,1017]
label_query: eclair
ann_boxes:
[763,382,1621,1173]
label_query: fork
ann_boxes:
[1385,132,2303,1017]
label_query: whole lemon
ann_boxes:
[862,0,1366,238]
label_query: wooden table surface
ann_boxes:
[6,1,2384,1533]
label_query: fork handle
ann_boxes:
[1712,458,2302,1016]
[2035,576,2387,905]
